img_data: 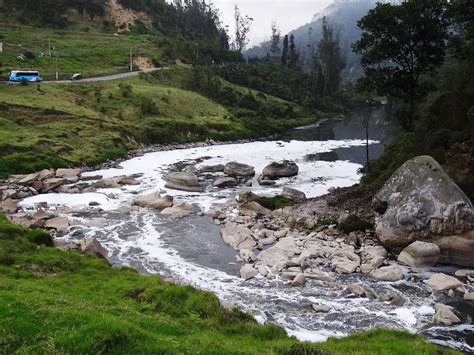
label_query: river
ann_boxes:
[20,108,473,352]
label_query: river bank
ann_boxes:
[1,115,472,352]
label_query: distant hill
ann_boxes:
[244,0,401,83]
[0,0,238,77]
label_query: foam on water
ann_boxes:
[21,139,474,351]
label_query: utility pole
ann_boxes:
[129,49,133,72]
[55,50,59,81]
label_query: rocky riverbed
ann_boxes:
[1,124,473,351]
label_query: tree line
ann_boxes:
[216,16,348,115]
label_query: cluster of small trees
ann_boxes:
[1,0,106,26]
[252,18,346,99]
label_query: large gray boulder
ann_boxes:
[435,232,474,267]
[44,217,69,235]
[424,273,463,291]
[165,172,203,192]
[262,160,299,180]
[213,177,238,188]
[370,264,403,281]
[397,241,440,268]
[80,237,110,264]
[434,303,461,325]
[373,156,473,255]
[133,192,173,210]
[224,162,255,177]
[199,164,225,173]
[220,224,255,250]
[280,187,306,202]
[240,264,258,280]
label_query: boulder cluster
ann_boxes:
[373,155,474,267]
[162,160,300,193]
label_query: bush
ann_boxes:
[139,97,159,116]
[252,195,296,210]
[338,214,373,234]
[118,83,133,97]
[25,229,53,247]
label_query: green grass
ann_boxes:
[0,66,318,178]
[0,214,459,354]
[0,74,242,177]
[0,23,167,79]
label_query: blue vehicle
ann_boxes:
[9,70,42,82]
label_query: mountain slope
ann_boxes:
[244,0,401,82]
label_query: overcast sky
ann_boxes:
[211,0,333,47]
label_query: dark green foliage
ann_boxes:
[118,83,133,98]
[148,66,313,140]
[216,60,349,112]
[287,34,299,69]
[252,196,296,210]
[358,1,474,199]
[353,0,450,130]
[317,17,346,97]
[0,152,69,180]
[139,97,159,116]
[338,215,372,234]
[25,229,53,247]
[281,34,289,66]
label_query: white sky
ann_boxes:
[211,0,333,46]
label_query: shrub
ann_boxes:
[25,229,53,246]
[252,195,296,210]
[338,214,372,234]
[139,97,159,116]
[118,83,133,97]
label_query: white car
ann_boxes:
[71,73,82,81]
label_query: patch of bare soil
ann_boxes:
[106,0,152,32]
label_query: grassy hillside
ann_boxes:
[0,214,459,354]
[0,23,168,79]
[0,68,316,178]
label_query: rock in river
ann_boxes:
[435,231,474,268]
[213,177,238,188]
[165,172,203,192]
[262,160,299,180]
[240,264,258,280]
[134,192,173,210]
[370,264,403,281]
[223,162,255,178]
[424,273,464,291]
[280,187,306,202]
[220,224,256,250]
[44,217,69,235]
[434,303,461,325]
[199,164,225,173]
[373,156,474,254]
[397,241,440,268]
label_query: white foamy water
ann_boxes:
[22,139,372,211]
[19,139,474,352]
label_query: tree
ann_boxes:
[288,34,299,69]
[270,21,281,59]
[233,5,253,53]
[281,34,289,66]
[318,17,346,97]
[352,0,450,130]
